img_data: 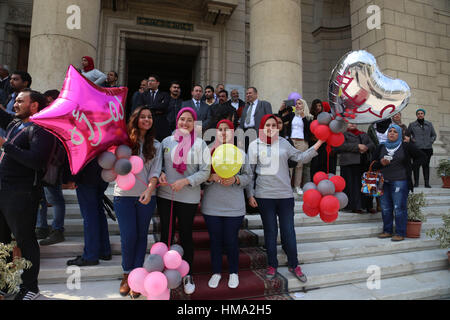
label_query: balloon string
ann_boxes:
[326,144,332,175]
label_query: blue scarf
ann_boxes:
[383,123,402,150]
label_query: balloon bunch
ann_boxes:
[127,242,189,300]
[302,172,349,223]
[98,145,144,190]
[309,111,348,147]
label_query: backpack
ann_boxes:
[28,125,67,187]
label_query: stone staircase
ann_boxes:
[37,186,450,300]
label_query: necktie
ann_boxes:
[195,101,200,111]
[245,102,254,126]
[151,91,155,104]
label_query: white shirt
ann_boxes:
[290,115,304,139]
[245,99,259,128]
[231,101,239,110]
[375,124,389,144]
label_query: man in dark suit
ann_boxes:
[239,86,272,133]
[137,74,171,142]
[182,84,213,131]
[167,81,183,133]
[230,89,245,121]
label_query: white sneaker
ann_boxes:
[183,275,195,295]
[208,274,222,289]
[228,273,239,289]
[295,187,303,195]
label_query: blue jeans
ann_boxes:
[36,185,66,231]
[256,197,298,269]
[379,180,409,237]
[203,215,244,274]
[113,196,157,273]
[76,182,111,261]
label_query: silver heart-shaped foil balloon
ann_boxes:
[328,50,411,124]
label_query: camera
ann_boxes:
[284,99,295,107]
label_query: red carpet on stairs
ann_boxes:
[152,203,292,300]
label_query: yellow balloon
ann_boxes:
[212,144,243,179]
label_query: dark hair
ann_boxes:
[21,88,47,111]
[148,74,160,82]
[127,106,156,162]
[310,99,322,118]
[247,86,258,94]
[170,80,181,87]
[44,89,60,101]
[12,71,32,87]
[216,83,224,89]
[109,71,118,78]
[205,85,214,92]
[192,84,203,91]
[219,89,228,97]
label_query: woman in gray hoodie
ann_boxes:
[157,107,211,295]
[201,119,252,290]
[247,114,324,283]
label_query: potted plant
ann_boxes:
[437,159,450,188]
[0,242,32,300]
[406,192,427,238]
[426,214,450,263]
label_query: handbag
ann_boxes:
[361,160,384,197]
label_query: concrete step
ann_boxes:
[289,270,450,300]
[250,218,444,245]
[278,248,450,292]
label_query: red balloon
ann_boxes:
[310,120,319,134]
[327,132,345,147]
[313,171,328,185]
[303,189,322,209]
[320,211,338,223]
[30,65,130,174]
[302,203,320,217]
[322,101,331,112]
[330,175,346,192]
[320,195,340,215]
[315,124,331,141]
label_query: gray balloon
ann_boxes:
[317,112,332,125]
[317,179,336,196]
[170,244,184,257]
[329,119,348,133]
[328,173,335,179]
[335,192,349,209]
[98,151,116,170]
[101,169,117,182]
[302,182,317,192]
[144,254,165,273]
[164,269,182,289]
[115,145,132,159]
[114,158,132,176]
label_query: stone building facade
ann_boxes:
[0,0,449,178]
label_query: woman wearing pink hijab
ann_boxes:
[81,56,106,85]
[157,107,211,295]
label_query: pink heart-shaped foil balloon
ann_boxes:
[328,50,411,124]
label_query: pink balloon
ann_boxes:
[163,250,182,269]
[144,272,168,297]
[30,65,129,175]
[127,268,149,294]
[150,242,168,257]
[176,260,190,277]
[116,172,135,190]
[129,155,144,174]
[146,288,170,300]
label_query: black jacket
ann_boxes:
[0,108,54,188]
[371,142,426,192]
[278,108,311,141]
[137,90,171,142]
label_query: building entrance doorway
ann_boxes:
[125,39,201,109]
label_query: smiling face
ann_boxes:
[264,118,279,138]
[138,108,153,134]
[177,111,195,133]
[216,122,234,145]
[387,127,399,142]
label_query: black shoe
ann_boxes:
[39,230,65,246]
[35,227,50,240]
[14,288,40,300]
[414,182,419,188]
[67,256,99,266]
[100,254,112,261]
[425,184,432,188]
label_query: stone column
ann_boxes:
[27,0,101,92]
[249,0,302,112]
